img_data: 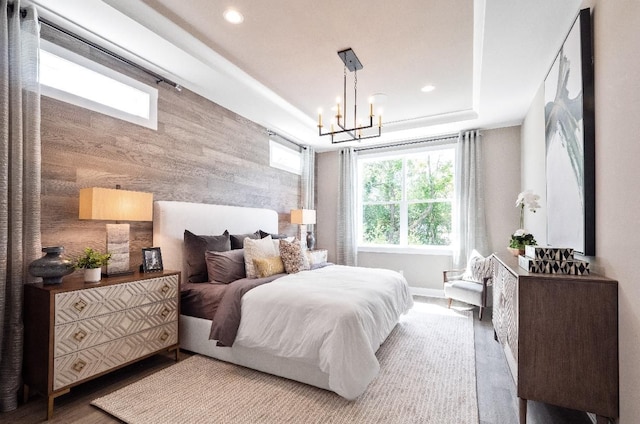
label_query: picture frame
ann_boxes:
[142,247,163,272]
[544,8,595,255]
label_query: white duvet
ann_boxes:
[234,265,414,399]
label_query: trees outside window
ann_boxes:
[358,146,455,248]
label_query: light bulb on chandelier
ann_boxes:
[317,48,383,144]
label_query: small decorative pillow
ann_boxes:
[253,256,285,278]
[259,230,288,239]
[243,236,277,278]
[205,249,246,283]
[229,231,260,250]
[471,257,493,282]
[279,239,310,274]
[272,236,296,255]
[462,249,490,282]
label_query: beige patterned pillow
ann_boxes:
[244,236,276,278]
[253,256,285,278]
[279,239,309,274]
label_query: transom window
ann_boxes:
[358,145,455,249]
[269,140,302,175]
[39,40,158,130]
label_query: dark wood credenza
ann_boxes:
[491,254,618,424]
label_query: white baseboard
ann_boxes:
[410,287,445,298]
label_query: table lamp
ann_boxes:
[79,186,153,276]
[290,208,316,249]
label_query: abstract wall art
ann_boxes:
[544,8,595,255]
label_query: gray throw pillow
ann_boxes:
[259,230,288,239]
[184,230,230,283]
[205,249,246,283]
[230,231,260,250]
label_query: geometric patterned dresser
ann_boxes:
[23,270,180,420]
[491,254,618,424]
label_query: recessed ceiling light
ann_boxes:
[421,85,436,93]
[223,8,244,24]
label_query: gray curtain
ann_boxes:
[301,145,315,225]
[453,130,488,268]
[336,147,357,266]
[0,0,41,412]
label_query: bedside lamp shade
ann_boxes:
[291,209,316,249]
[290,209,316,225]
[79,187,153,276]
[79,187,153,221]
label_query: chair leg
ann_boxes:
[479,306,484,321]
[447,298,452,309]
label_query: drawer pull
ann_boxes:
[161,308,170,318]
[73,360,87,372]
[160,332,169,342]
[74,330,87,342]
[161,284,170,295]
[74,300,87,312]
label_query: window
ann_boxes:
[269,140,301,175]
[39,40,158,130]
[358,145,455,250]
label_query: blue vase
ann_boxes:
[28,247,74,284]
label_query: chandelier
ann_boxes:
[318,48,382,144]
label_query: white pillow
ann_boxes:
[244,235,276,278]
[272,236,296,255]
[462,249,485,281]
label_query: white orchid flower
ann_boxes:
[516,190,541,212]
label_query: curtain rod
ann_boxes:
[267,130,307,150]
[38,17,181,90]
[354,134,458,152]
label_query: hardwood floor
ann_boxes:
[473,305,593,424]
[2,302,595,424]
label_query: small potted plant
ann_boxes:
[509,229,537,256]
[74,247,111,282]
[508,190,541,256]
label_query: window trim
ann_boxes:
[269,139,302,175]
[357,143,456,253]
[39,39,158,130]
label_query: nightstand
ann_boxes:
[23,270,180,420]
[305,249,328,265]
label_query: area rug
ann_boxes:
[92,299,478,424]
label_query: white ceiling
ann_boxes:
[29,0,583,151]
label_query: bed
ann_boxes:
[153,200,413,399]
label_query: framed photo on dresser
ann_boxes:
[142,247,163,272]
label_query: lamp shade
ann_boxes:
[79,187,153,221]
[290,209,316,225]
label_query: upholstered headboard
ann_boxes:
[152,201,279,279]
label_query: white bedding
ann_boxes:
[153,201,414,399]
[234,265,414,399]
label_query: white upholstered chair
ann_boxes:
[443,250,493,320]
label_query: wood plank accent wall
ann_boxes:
[39,27,302,267]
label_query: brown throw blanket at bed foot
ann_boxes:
[209,274,282,346]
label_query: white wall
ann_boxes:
[520,2,640,421]
[315,126,521,291]
[482,126,522,254]
[521,85,548,244]
[591,3,640,422]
